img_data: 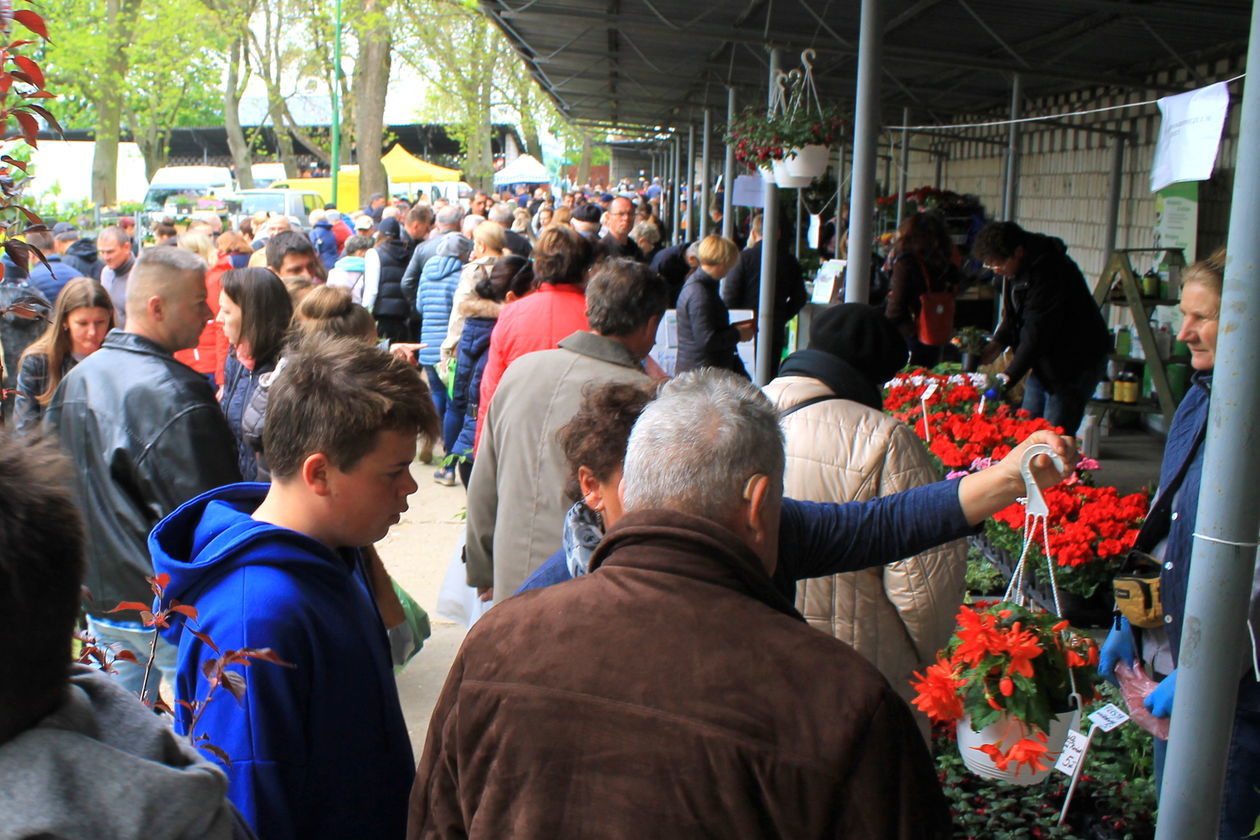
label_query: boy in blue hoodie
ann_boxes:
[151,337,440,840]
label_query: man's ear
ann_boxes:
[301,452,333,497]
[742,473,771,545]
[147,295,165,322]
[577,466,604,511]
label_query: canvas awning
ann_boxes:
[493,153,550,186]
[382,145,462,182]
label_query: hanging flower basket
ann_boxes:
[770,159,813,189]
[957,708,1078,786]
[782,144,830,178]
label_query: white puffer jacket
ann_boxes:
[763,374,967,739]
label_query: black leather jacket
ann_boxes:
[44,330,241,614]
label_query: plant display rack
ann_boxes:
[1088,248,1187,426]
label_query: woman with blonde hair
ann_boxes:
[675,234,753,376]
[14,278,113,432]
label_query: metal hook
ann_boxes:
[1019,443,1067,518]
[800,48,816,74]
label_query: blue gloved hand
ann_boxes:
[1144,669,1178,718]
[1098,617,1136,686]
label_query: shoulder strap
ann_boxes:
[779,393,842,419]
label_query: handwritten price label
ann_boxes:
[1055,729,1089,776]
[1088,703,1130,732]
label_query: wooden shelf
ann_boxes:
[1087,398,1164,414]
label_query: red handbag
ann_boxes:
[917,259,956,346]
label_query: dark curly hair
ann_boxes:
[555,380,658,501]
[972,221,1027,262]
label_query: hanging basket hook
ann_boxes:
[1018,443,1067,518]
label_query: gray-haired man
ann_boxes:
[413,369,953,839]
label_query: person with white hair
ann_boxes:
[487,202,532,258]
[411,369,955,838]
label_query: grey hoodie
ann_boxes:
[0,665,246,840]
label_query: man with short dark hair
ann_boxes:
[97,225,134,326]
[464,258,667,600]
[152,338,439,840]
[404,204,434,250]
[400,204,463,314]
[45,246,241,701]
[24,229,81,303]
[52,222,102,279]
[601,196,645,261]
[974,220,1109,436]
[470,190,490,218]
[0,433,245,839]
[265,230,321,285]
[722,212,807,368]
[364,192,387,222]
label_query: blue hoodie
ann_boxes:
[150,483,413,840]
[309,220,338,269]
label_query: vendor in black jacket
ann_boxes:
[975,221,1109,436]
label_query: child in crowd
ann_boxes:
[150,338,440,840]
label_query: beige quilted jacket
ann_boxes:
[763,375,967,740]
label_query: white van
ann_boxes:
[142,166,236,225]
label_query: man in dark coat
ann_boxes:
[601,196,645,261]
[975,221,1110,436]
[722,212,807,368]
[53,223,102,280]
[410,370,951,840]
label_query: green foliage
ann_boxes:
[967,545,1008,595]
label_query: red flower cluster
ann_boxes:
[992,485,1148,569]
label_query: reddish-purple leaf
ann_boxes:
[8,70,31,86]
[176,699,195,711]
[240,647,295,668]
[138,609,155,626]
[200,742,232,766]
[109,600,151,614]
[113,649,138,663]
[169,603,198,620]
[189,629,220,653]
[23,103,60,135]
[14,110,37,147]
[202,658,219,680]
[11,56,41,88]
[0,75,12,96]
[0,155,24,172]
[7,40,33,49]
[12,10,49,40]
[221,670,246,704]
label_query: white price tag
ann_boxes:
[921,382,939,401]
[1088,703,1130,732]
[1054,729,1089,776]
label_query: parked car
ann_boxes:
[228,189,325,233]
[142,166,236,229]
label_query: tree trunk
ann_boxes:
[225,36,255,188]
[353,0,391,201]
[91,0,129,206]
[267,95,298,178]
[519,106,542,159]
[133,122,170,181]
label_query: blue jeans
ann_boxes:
[1021,360,1105,437]
[424,365,460,458]
[86,614,179,703]
[1154,676,1260,840]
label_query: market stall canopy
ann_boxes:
[493,154,550,186]
[382,145,462,182]
[478,0,1249,131]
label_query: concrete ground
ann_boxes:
[374,466,469,759]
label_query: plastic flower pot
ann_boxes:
[770,158,813,188]
[783,144,829,178]
[957,709,1077,786]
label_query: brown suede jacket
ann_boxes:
[409,509,950,839]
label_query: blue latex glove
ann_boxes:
[1144,669,1178,718]
[1098,617,1136,686]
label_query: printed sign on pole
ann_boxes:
[1151,81,1230,193]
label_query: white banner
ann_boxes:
[1150,81,1230,193]
[731,174,765,208]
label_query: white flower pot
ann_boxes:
[956,709,1077,785]
[783,144,829,178]
[770,158,812,189]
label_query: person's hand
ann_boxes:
[1144,669,1178,718]
[998,430,1077,492]
[978,339,1004,366]
[390,342,424,365]
[734,319,756,342]
[1099,618,1136,687]
[994,372,1011,389]
[476,586,493,603]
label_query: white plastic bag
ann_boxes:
[435,527,493,627]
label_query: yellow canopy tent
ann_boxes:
[381,145,461,182]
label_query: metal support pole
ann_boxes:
[834,142,845,261]
[1002,73,1023,222]
[883,137,893,198]
[795,189,803,259]
[1103,134,1126,264]
[723,87,736,240]
[896,106,910,229]
[700,109,712,240]
[1154,2,1260,836]
[330,0,343,203]
[756,46,782,384]
[686,123,696,242]
[846,0,882,303]
[934,152,944,190]
[672,134,682,245]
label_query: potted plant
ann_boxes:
[911,601,1099,785]
[725,103,846,183]
[952,326,988,372]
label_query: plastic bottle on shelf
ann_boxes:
[1115,326,1132,356]
[1155,324,1172,360]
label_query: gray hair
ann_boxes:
[622,370,784,523]
[585,258,667,338]
[135,243,208,276]
[435,205,463,229]
[461,213,485,238]
[487,202,514,226]
[629,221,660,245]
[685,241,701,262]
[97,225,130,247]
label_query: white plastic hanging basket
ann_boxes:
[770,158,813,188]
[957,708,1078,786]
[783,144,829,178]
